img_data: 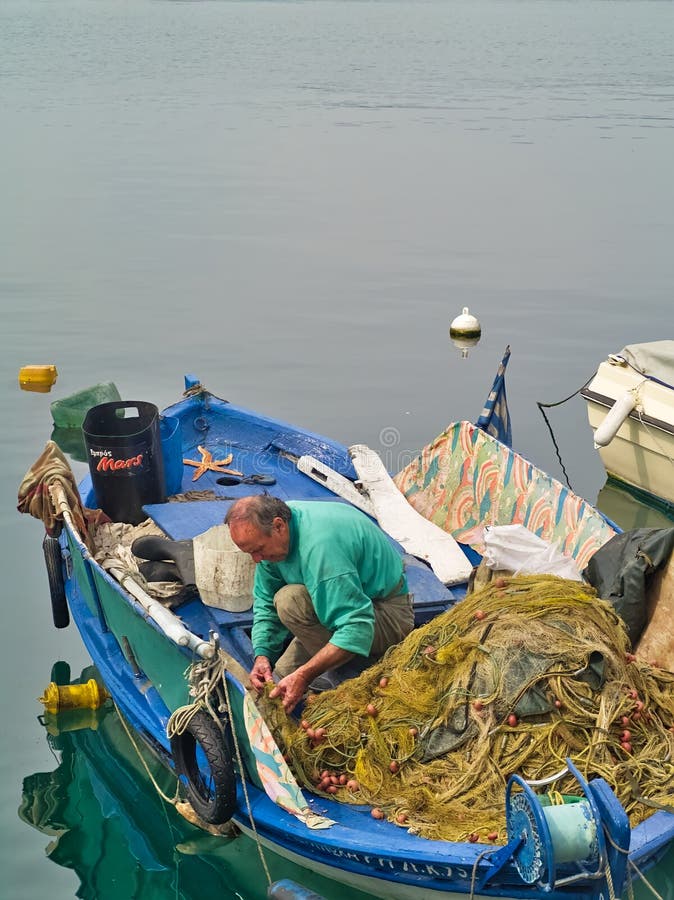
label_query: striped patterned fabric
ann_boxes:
[393,421,615,569]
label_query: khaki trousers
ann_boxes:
[273,583,414,679]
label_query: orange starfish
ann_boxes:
[183,446,243,482]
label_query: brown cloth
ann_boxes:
[17,441,109,552]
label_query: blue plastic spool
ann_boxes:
[505,760,608,891]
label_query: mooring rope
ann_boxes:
[536,374,595,491]
[219,663,273,888]
[167,653,227,739]
[602,824,666,900]
[635,404,674,472]
[167,649,273,887]
[113,699,181,806]
[628,859,664,900]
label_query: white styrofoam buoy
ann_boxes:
[593,390,638,448]
[450,307,481,338]
[450,307,481,358]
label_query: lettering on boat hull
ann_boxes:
[302,839,466,882]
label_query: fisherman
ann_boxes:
[225,495,413,712]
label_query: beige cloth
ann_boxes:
[637,550,674,670]
[93,519,190,606]
[17,440,109,552]
[18,442,187,607]
[273,584,414,679]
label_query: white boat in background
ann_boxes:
[581,341,674,508]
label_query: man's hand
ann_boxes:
[269,644,356,713]
[269,669,310,713]
[250,655,273,693]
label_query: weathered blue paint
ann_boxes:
[38,376,674,900]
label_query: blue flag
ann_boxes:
[476,345,512,447]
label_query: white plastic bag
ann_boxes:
[482,524,582,581]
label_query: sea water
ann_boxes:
[2,1,673,896]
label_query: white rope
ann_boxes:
[167,653,227,739]
[634,402,674,472]
[605,852,617,900]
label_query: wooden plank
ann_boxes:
[349,444,473,586]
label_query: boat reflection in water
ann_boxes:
[18,664,367,900]
[50,425,87,464]
[596,478,674,533]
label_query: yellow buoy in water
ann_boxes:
[19,364,58,393]
[39,678,109,714]
[42,707,106,736]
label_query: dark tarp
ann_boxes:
[420,643,606,762]
[583,527,674,646]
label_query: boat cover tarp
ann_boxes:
[583,527,674,645]
[394,421,616,570]
[619,341,674,388]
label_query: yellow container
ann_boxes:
[39,678,109,714]
[19,364,58,393]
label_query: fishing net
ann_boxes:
[260,574,674,843]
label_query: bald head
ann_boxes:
[225,495,291,534]
[225,495,291,563]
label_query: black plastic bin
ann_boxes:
[83,401,166,524]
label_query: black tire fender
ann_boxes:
[170,709,236,824]
[43,533,69,629]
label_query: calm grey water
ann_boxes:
[2,1,674,897]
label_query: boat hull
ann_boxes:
[62,536,596,900]
[582,359,674,508]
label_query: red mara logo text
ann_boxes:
[96,454,144,472]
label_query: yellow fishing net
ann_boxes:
[261,574,674,843]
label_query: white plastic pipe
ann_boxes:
[108,565,214,659]
[51,484,213,659]
[593,390,638,448]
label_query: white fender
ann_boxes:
[593,390,638,448]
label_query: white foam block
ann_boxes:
[349,444,473,586]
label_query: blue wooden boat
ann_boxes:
[20,373,674,900]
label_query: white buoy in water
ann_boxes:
[450,307,481,358]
